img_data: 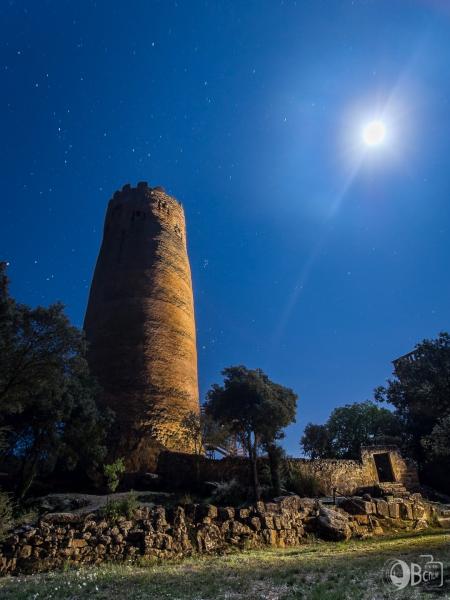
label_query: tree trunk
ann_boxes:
[17,454,38,500]
[267,443,282,497]
[247,432,260,501]
[194,452,201,484]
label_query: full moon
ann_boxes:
[362,120,386,146]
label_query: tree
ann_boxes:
[180,411,203,456]
[375,332,450,463]
[301,423,333,459]
[327,401,401,459]
[301,401,401,460]
[204,366,297,500]
[422,415,450,459]
[179,410,204,483]
[264,442,286,497]
[0,491,13,542]
[200,410,236,457]
[0,262,112,498]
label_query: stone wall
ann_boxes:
[290,446,419,495]
[156,452,251,488]
[84,183,199,472]
[289,458,371,495]
[157,446,419,496]
[0,493,438,576]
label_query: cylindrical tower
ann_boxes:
[84,182,199,471]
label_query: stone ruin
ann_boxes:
[291,445,420,496]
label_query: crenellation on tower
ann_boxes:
[84,182,199,472]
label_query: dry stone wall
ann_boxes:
[0,493,439,576]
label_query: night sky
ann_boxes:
[1,1,449,455]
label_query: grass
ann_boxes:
[0,530,449,599]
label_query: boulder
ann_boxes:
[317,506,351,541]
[340,498,374,515]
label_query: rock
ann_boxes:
[372,525,384,535]
[340,498,374,515]
[249,517,261,531]
[414,518,428,531]
[375,499,389,518]
[399,502,413,520]
[197,523,223,553]
[317,506,351,541]
[273,496,302,512]
[412,503,426,520]
[261,528,277,546]
[218,507,235,520]
[388,502,400,519]
[273,516,283,531]
[354,514,369,525]
[153,507,168,532]
[198,504,218,520]
[436,516,450,528]
[262,515,274,529]
[230,521,251,536]
[18,545,32,559]
[41,513,84,524]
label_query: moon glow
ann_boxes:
[363,120,386,146]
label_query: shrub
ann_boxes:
[13,507,38,529]
[0,491,13,541]
[101,491,138,520]
[103,457,126,493]
[210,478,248,506]
[257,461,272,487]
[284,465,324,497]
[177,493,193,505]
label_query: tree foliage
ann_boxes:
[180,411,203,456]
[103,457,126,493]
[374,332,450,492]
[374,332,450,461]
[0,491,13,541]
[422,414,450,459]
[301,424,332,459]
[301,401,401,460]
[204,365,297,500]
[200,410,235,457]
[0,262,112,498]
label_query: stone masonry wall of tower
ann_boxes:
[84,182,199,471]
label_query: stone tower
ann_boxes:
[84,182,199,471]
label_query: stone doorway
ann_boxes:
[373,452,395,483]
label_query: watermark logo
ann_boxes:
[383,555,443,590]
